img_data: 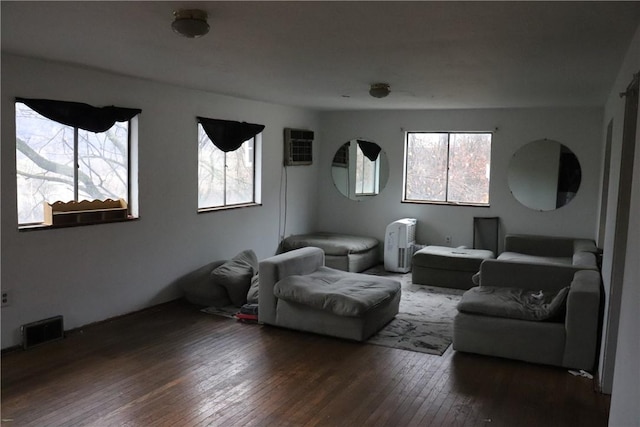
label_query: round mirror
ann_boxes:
[508,139,581,211]
[331,139,389,201]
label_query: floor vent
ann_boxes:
[21,315,64,349]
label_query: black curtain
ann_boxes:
[356,139,381,161]
[197,117,265,152]
[16,98,141,133]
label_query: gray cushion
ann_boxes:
[413,246,494,272]
[497,251,573,266]
[184,274,232,307]
[504,234,575,257]
[572,251,597,268]
[246,273,259,304]
[457,286,569,321]
[211,250,258,306]
[472,272,481,286]
[273,267,400,317]
[178,260,232,307]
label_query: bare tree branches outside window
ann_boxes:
[197,125,255,209]
[404,132,491,205]
[15,103,129,225]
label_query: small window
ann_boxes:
[403,132,491,205]
[15,101,137,226]
[197,124,260,210]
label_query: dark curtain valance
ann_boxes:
[357,139,381,161]
[16,97,141,133]
[197,117,265,152]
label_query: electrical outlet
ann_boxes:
[1,290,10,307]
[445,236,452,245]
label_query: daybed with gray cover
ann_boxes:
[259,247,401,341]
[281,232,379,272]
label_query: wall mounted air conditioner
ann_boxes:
[284,128,314,166]
[384,218,417,273]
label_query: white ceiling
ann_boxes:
[2,1,640,110]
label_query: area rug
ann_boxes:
[202,266,464,356]
[363,267,464,355]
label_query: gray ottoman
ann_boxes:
[412,246,495,289]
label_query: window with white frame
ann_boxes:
[197,117,263,210]
[403,132,492,205]
[15,100,139,226]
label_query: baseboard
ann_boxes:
[2,298,184,354]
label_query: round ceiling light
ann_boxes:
[369,83,391,98]
[172,9,210,38]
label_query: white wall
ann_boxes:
[1,54,320,349]
[317,108,603,250]
[602,23,640,427]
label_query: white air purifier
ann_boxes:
[384,218,417,273]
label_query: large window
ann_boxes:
[15,101,137,226]
[403,132,491,205]
[197,119,262,210]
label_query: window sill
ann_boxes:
[198,202,262,214]
[18,216,138,232]
[402,200,490,207]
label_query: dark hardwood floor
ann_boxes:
[1,300,610,426]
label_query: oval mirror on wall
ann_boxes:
[507,139,581,211]
[331,139,389,201]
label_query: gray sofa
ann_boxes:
[453,259,601,371]
[498,234,599,270]
[258,247,401,341]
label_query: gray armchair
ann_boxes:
[453,259,601,371]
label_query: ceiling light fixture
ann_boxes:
[172,9,210,38]
[369,83,391,98]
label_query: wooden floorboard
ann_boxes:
[1,300,610,426]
